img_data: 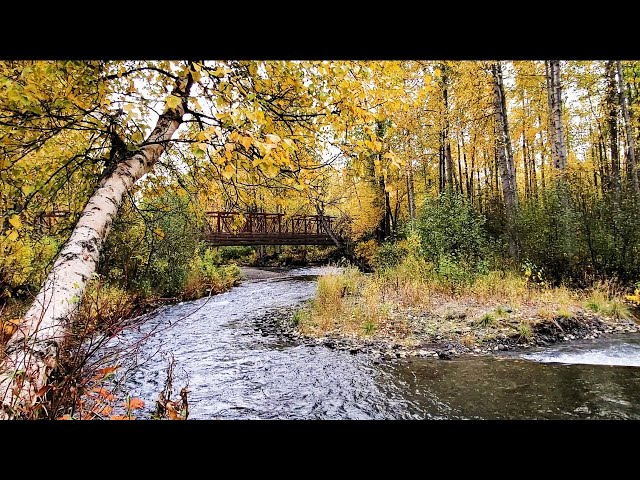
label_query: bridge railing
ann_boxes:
[204,212,334,236]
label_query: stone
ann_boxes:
[497,344,506,351]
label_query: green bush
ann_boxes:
[185,252,241,298]
[373,241,408,270]
[514,184,640,284]
[415,191,491,279]
[218,246,255,263]
[101,191,203,297]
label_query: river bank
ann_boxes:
[263,307,639,361]
[269,267,640,361]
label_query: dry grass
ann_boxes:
[298,262,637,344]
[584,281,633,320]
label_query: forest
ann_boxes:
[1,60,639,419]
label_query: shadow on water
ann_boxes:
[108,267,640,419]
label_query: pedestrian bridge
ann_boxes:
[204,212,338,246]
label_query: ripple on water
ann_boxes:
[106,268,640,420]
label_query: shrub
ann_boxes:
[373,241,407,270]
[476,313,496,328]
[354,239,379,269]
[416,191,490,273]
[517,322,532,341]
[101,192,202,297]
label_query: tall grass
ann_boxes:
[298,254,637,341]
[584,280,633,320]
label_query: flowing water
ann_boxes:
[110,267,640,419]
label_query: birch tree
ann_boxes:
[0,64,195,417]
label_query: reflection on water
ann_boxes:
[108,268,640,419]
[379,355,640,419]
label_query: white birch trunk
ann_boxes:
[617,60,639,195]
[0,74,193,418]
[550,60,568,170]
[545,61,558,167]
[492,62,518,212]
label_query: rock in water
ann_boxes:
[437,350,452,360]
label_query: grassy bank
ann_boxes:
[292,263,639,354]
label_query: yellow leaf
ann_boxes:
[221,164,235,180]
[9,215,22,230]
[154,228,165,239]
[240,136,253,150]
[21,185,34,195]
[7,230,18,242]
[165,95,181,110]
[265,134,281,144]
[283,138,296,150]
[263,164,279,178]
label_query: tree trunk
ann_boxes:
[442,65,454,192]
[529,134,538,200]
[492,61,519,258]
[0,73,194,418]
[438,134,445,193]
[547,60,568,170]
[406,163,416,221]
[617,60,639,195]
[492,62,518,213]
[545,61,558,168]
[606,60,621,198]
[457,137,464,196]
[315,203,343,248]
